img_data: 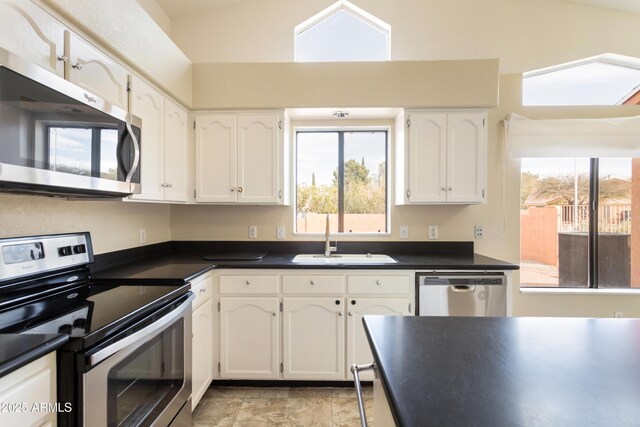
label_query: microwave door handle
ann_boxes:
[124,118,140,183]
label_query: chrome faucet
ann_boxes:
[324,214,337,257]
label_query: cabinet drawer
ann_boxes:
[191,274,213,309]
[347,275,412,295]
[282,275,345,295]
[220,275,278,294]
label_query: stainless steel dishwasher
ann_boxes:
[416,272,507,316]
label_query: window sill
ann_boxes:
[520,287,640,296]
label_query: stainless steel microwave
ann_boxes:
[0,47,141,197]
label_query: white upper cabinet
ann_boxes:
[195,112,288,205]
[237,114,281,204]
[66,31,129,110]
[128,75,188,203]
[195,115,238,203]
[401,110,487,204]
[163,98,188,202]
[0,0,66,77]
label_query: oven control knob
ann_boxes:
[73,244,87,254]
[58,324,73,334]
[58,246,73,256]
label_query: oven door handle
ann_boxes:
[87,293,194,367]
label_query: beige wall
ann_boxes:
[0,194,171,254]
[171,0,640,74]
[40,0,192,105]
[192,59,499,109]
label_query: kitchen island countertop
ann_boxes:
[363,315,640,427]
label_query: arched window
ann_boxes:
[295,0,390,62]
[523,54,640,106]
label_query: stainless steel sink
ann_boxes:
[291,254,397,264]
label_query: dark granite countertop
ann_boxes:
[0,334,68,378]
[363,316,640,427]
[90,241,517,282]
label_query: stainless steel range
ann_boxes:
[0,232,193,427]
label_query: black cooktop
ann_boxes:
[0,275,189,351]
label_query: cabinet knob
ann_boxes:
[72,63,83,70]
[200,288,206,293]
[441,187,446,191]
[231,187,236,192]
[57,55,69,63]
[338,312,343,317]
[167,183,173,189]
[272,312,276,317]
[278,190,283,199]
[348,312,353,316]
[376,280,382,285]
[245,280,250,285]
[448,187,453,191]
[237,186,244,193]
[310,280,315,285]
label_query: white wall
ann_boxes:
[170,0,640,74]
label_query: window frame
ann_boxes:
[293,126,391,236]
[520,157,634,289]
[293,0,391,62]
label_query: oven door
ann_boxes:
[83,293,193,427]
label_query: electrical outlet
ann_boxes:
[139,229,146,244]
[276,226,286,239]
[428,225,438,239]
[614,311,623,318]
[474,225,483,239]
[248,225,257,239]
[400,226,409,239]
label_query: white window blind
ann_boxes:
[506,113,640,158]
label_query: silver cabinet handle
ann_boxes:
[245,280,250,285]
[376,280,381,285]
[57,55,68,63]
[338,312,343,317]
[348,312,353,316]
[166,183,172,189]
[351,363,375,427]
[406,189,410,198]
[72,63,83,70]
[278,190,283,199]
[310,280,315,285]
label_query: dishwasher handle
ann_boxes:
[351,363,375,427]
[451,285,476,292]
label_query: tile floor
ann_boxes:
[193,386,374,426]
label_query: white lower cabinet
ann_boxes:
[191,274,214,410]
[0,351,57,426]
[219,297,280,379]
[215,270,413,382]
[346,298,410,380]
[282,297,345,380]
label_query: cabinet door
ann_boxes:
[346,298,410,381]
[192,298,213,410]
[67,31,129,110]
[407,113,447,203]
[446,112,486,203]
[237,114,281,204]
[128,76,165,202]
[163,98,188,202]
[0,0,66,77]
[282,297,345,380]
[195,115,237,203]
[220,297,279,379]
